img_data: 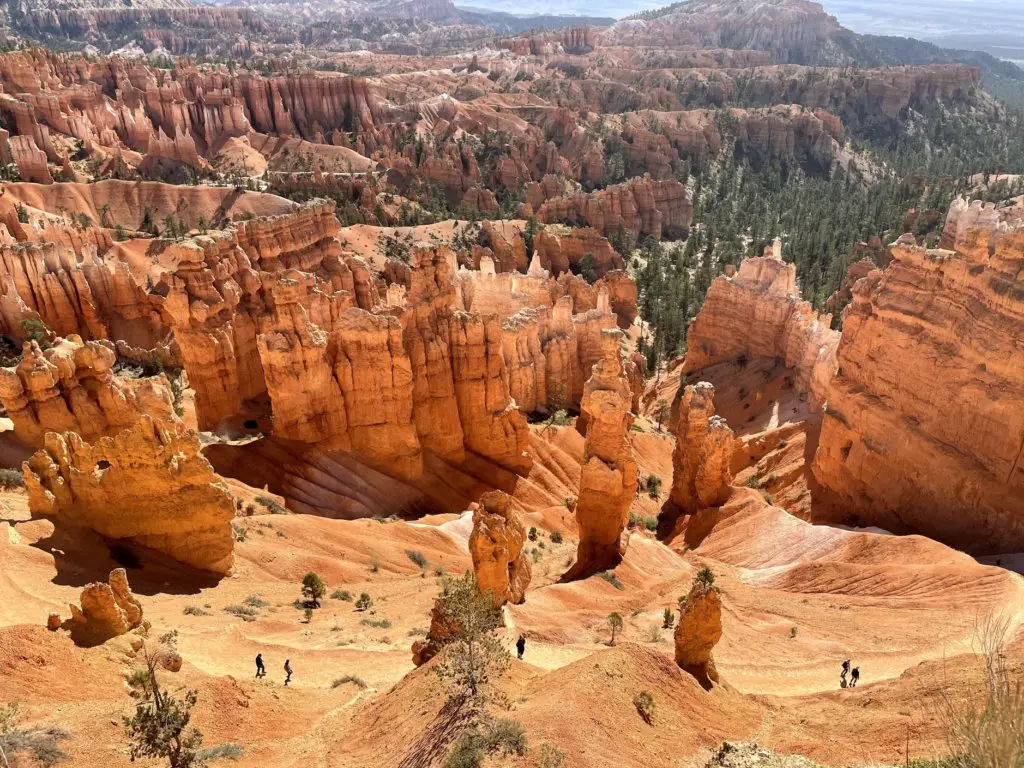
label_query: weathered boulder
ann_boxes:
[469,491,531,607]
[675,578,723,687]
[670,383,734,515]
[49,568,144,647]
[24,416,235,574]
[565,328,638,579]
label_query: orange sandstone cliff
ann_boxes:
[812,217,1024,552]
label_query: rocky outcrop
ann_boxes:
[449,312,532,474]
[670,383,734,515]
[684,244,839,409]
[565,328,638,580]
[617,105,846,178]
[812,218,1024,553]
[411,596,458,667]
[10,135,53,184]
[48,568,143,647]
[533,227,623,279]
[824,251,883,316]
[468,490,530,607]
[597,270,638,329]
[674,578,723,688]
[536,177,691,241]
[24,416,235,574]
[0,336,175,447]
[496,26,598,56]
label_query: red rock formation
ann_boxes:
[812,218,1024,553]
[24,416,235,574]
[48,568,144,647]
[469,490,531,607]
[684,245,839,409]
[536,177,691,241]
[670,383,734,515]
[823,256,876,316]
[596,270,638,329]
[411,596,457,666]
[565,328,638,579]
[617,106,846,177]
[534,226,623,278]
[675,577,723,687]
[10,135,53,184]
[497,26,598,56]
[449,311,532,474]
[0,336,175,447]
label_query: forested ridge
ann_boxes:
[632,94,1024,367]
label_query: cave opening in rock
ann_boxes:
[110,542,141,569]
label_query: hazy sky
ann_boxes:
[462,0,1024,42]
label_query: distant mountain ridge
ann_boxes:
[605,0,1024,104]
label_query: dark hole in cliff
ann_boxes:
[96,460,112,470]
[110,542,141,569]
[841,442,853,461]
[244,420,259,430]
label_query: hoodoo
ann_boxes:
[469,490,531,607]
[565,328,638,579]
[670,382,734,515]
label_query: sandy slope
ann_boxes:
[1,384,1021,767]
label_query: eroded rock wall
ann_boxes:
[812,224,1024,553]
[684,246,839,409]
[0,336,175,447]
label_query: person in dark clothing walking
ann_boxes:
[516,634,526,660]
[255,653,266,679]
[284,659,293,686]
[840,659,850,687]
[850,667,860,688]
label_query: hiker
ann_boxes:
[255,653,266,679]
[850,666,860,688]
[284,659,293,686]
[516,634,526,660]
[840,659,850,681]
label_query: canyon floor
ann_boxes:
[3,366,1019,768]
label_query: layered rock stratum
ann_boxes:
[684,240,839,409]
[812,211,1024,552]
[0,336,175,447]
